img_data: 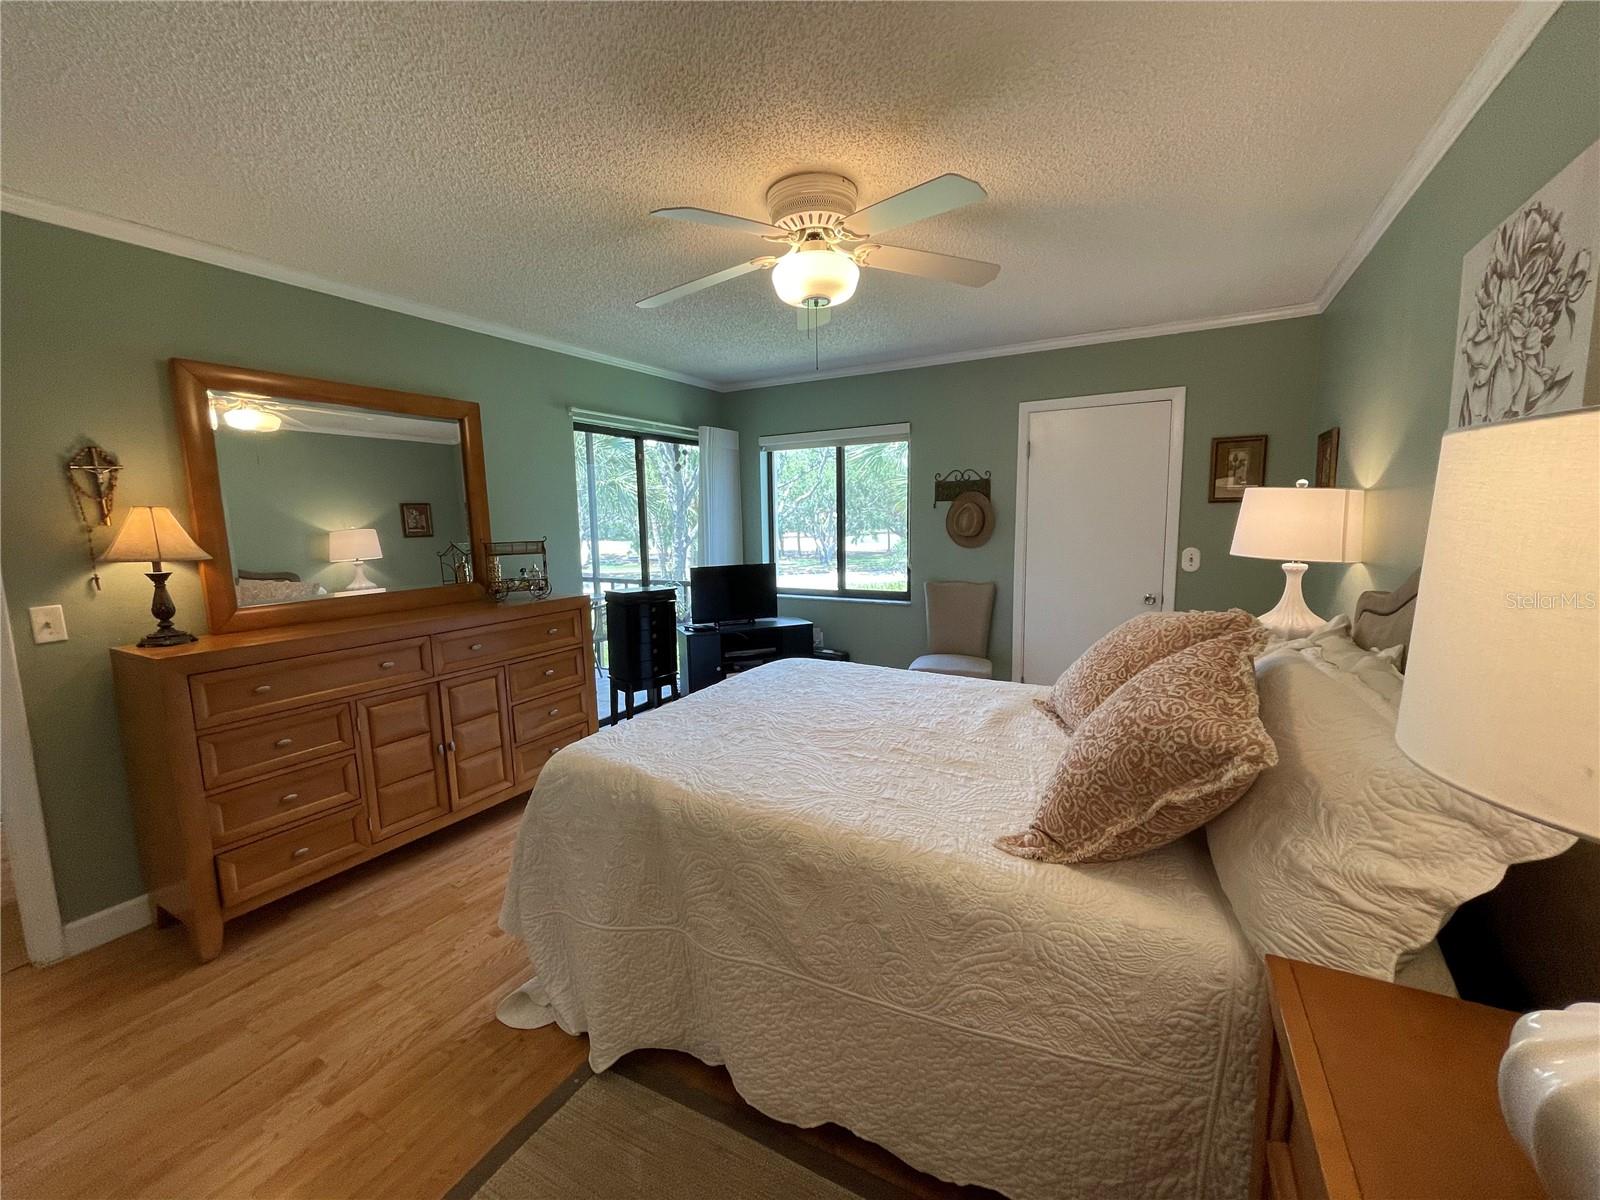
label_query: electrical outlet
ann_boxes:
[29,604,68,644]
[1181,547,1201,573]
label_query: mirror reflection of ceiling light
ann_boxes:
[209,391,283,433]
[221,405,283,432]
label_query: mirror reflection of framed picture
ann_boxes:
[1208,435,1267,503]
[1315,427,1340,487]
[399,501,434,538]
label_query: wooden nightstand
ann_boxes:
[1253,955,1546,1200]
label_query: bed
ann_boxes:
[497,576,1549,1199]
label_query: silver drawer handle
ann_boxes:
[548,744,565,757]
[548,706,561,716]
[253,684,272,694]
[279,792,300,804]
[437,742,445,756]
[291,846,311,859]
[274,737,293,748]
[469,642,484,651]
[447,740,456,753]
[543,667,556,677]
[379,660,396,669]
[547,626,560,635]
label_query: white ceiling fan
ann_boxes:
[636,172,1000,316]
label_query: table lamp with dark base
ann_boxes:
[98,506,211,647]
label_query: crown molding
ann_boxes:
[0,190,720,393]
[718,302,1321,393]
[1312,0,1558,310]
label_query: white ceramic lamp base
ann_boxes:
[1500,1003,1600,1200]
[1257,561,1326,640]
[346,559,378,591]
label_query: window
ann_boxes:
[762,424,909,599]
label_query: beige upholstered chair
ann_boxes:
[909,580,996,679]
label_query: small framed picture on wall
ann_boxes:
[1208,435,1267,503]
[1315,427,1340,487]
[399,501,434,538]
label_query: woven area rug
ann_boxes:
[449,1065,887,1200]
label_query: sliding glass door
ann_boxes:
[573,422,700,632]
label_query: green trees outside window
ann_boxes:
[767,439,908,598]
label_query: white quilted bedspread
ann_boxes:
[500,659,1262,1199]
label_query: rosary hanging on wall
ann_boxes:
[65,443,123,591]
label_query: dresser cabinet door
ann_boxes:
[441,669,514,810]
[356,684,451,840]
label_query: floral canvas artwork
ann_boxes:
[1449,140,1597,428]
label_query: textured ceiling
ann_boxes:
[2,2,1517,389]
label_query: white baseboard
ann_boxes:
[61,894,153,958]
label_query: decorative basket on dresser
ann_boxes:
[111,359,597,960]
[112,597,595,960]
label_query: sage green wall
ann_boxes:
[0,213,718,922]
[215,427,470,593]
[724,317,1324,678]
[1309,2,1600,615]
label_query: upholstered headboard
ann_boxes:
[1350,569,1420,669]
[1347,570,1596,1009]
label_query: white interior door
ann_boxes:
[1014,390,1183,684]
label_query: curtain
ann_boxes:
[697,426,742,566]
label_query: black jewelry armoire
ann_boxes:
[603,586,679,721]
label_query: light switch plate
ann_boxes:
[1181,547,1201,573]
[29,604,68,644]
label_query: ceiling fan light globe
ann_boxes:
[771,246,860,309]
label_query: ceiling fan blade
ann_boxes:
[651,207,789,239]
[636,257,774,309]
[852,243,1000,287]
[841,174,987,237]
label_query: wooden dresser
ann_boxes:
[111,594,596,960]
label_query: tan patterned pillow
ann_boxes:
[1000,625,1276,864]
[1035,608,1258,732]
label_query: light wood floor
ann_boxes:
[1,803,587,1200]
[2,802,975,1200]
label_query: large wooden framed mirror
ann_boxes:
[171,359,492,633]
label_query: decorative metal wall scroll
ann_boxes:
[932,468,991,508]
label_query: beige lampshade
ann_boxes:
[1396,409,1599,839]
[98,506,211,565]
[327,527,382,563]
[1230,484,1365,563]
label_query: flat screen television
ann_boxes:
[690,562,778,625]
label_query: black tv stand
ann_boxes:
[679,616,813,693]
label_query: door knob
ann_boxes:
[1142,593,1159,606]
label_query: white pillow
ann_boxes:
[1207,652,1574,981]
[1274,621,1405,710]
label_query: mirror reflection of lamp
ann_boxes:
[328,528,382,591]
[98,506,212,647]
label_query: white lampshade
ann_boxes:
[1396,409,1599,839]
[1230,484,1366,563]
[98,506,211,566]
[327,528,382,563]
[771,245,860,309]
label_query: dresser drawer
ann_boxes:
[207,755,361,848]
[190,637,431,728]
[434,610,583,673]
[513,727,587,785]
[511,686,591,745]
[198,703,355,790]
[505,647,587,702]
[215,806,366,908]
